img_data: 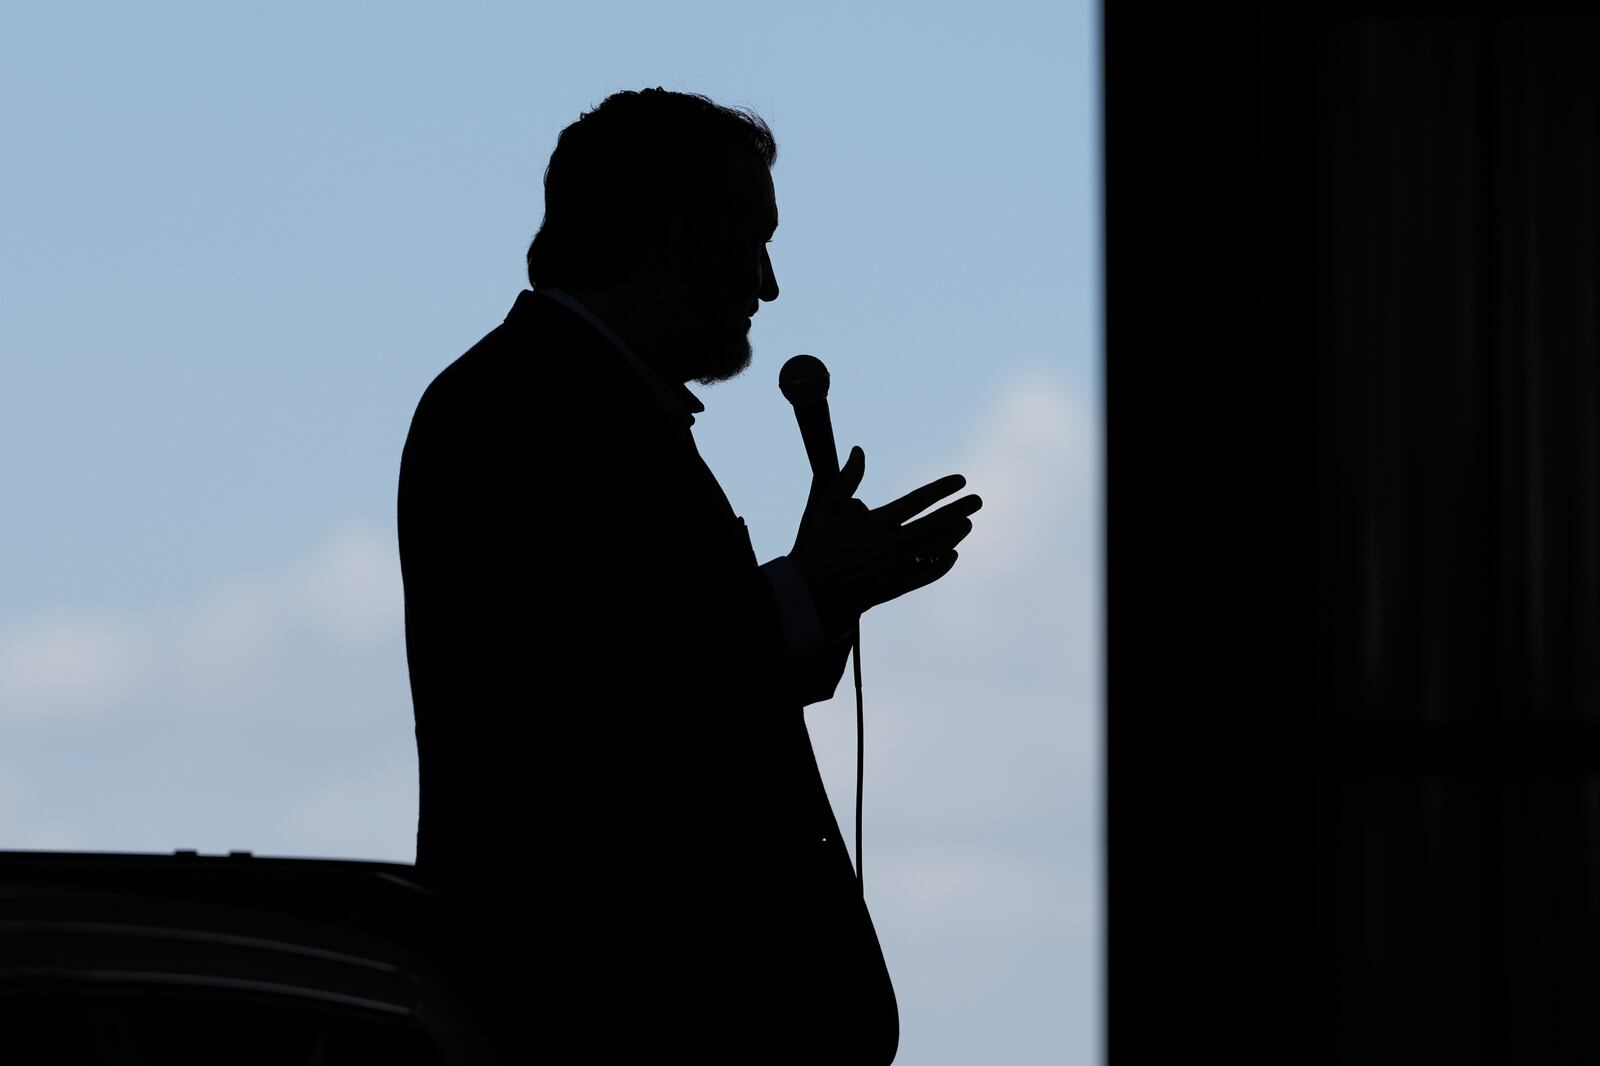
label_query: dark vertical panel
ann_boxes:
[1113,4,1600,1061]
[1257,5,1320,1059]
[1307,775,1600,1063]
[1105,2,1272,1061]
[1291,9,1600,1063]
[1310,14,1498,732]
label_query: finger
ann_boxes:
[900,500,980,544]
[877,475,970,525]
[937,518,975,550]
[829,445,866,502]
[945,493,983,518]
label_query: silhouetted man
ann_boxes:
[397,89,980,1063]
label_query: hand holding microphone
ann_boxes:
[780,355,983,637]
[779,354,978,896]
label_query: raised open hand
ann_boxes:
[788,445,983,635]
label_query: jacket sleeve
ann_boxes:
[760,555,858,706]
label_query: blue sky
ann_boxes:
[0,3,1099,1063]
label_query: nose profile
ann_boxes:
[762,246,779,303]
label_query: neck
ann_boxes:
[557,280,687,384]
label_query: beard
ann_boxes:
[663,313,754,386]
[692,330,754,386]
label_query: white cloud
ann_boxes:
[289,527,408,648]
[0,523,409,727]
[0,522,417,861]
[0,612,150,724]
[942,369,1092,582]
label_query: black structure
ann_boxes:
[0,851,499,1064]
[1110,2,1600,1060]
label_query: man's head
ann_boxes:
[527,88,780,386]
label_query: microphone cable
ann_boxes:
[853,626,865,895]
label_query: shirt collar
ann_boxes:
[529,285,705,426]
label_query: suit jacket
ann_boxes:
[397,289,898,1062]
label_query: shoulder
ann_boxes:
[400,294,674,484]
[411,293,660,431]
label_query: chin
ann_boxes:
[691,337,754,386]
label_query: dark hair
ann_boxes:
[526,88,778,290]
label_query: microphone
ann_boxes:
[778,352,868,896]
[779,354,840,479]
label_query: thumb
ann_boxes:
[832,445,865,500]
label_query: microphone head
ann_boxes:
[779,354,831,406]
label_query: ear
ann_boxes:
[649,206,698,264]
[624,214,674,281]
